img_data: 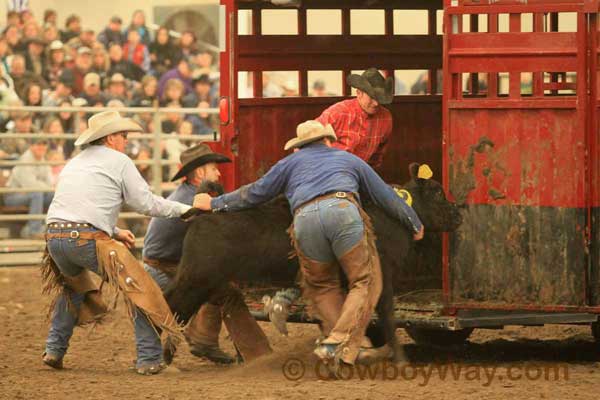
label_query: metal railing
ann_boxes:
[0,105,220,228]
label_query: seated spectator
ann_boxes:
[123,29,150,72]
[42,23,60,44]
[11,53,47,98]
[160,78,184,106]
[81,72,105,105]
[42,69,73,106]
[23,82,44,129]
[46,148,64,186]
[179,30,197,61]
[21,20,41,47]
[149,26,181,78]
[60,14,81,43]
[4,138,54,238]
[67,28,95,52]
[191,49,216,77]
[5,11,21,28]
[57,99,74,133]
[0,36,12,78]
[183,73,216,108]
[186,100,215,135]
[1,111,34,158]
[44,40,65,88]
[135,144,153,182]
[131,74,158,108]
[161,101,182,134]
[98,16,125,49]
[165,119,192,179]
[43,9,58,26]
[124,10,151,47]
[107,42,144,82]
[0,81,20,131]
[70,46,93,95]
[104,73,128,104]
[90,43,110,83]
[262,73,283,98]
[4,25,22,53]
[23,36,46,76]
[157,58,192,99]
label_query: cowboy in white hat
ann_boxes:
[43,111,203,375]
[135,143,237,365]
[316,68,394,169]
[193,120,424,371]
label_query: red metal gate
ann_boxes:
[443,0,599,312]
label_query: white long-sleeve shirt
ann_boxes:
[7,149,53,189]
[47,145,191,236]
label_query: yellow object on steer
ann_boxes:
[418,164,433,180]
[393,188,413,207]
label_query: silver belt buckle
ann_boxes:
[335,192,347,199]
[69,230,80,239]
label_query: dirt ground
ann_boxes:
[1,267,600,400]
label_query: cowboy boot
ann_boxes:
[321,236,383,365]
[185,304,235,364]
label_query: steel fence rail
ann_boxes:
[1,104,222,242]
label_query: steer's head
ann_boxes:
[396,163,462,232]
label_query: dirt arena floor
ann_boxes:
[1,266,600,400]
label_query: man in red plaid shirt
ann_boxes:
[316,68,393,169]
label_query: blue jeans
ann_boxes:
[293,197,364,262]
[45,226,101,357]
[4,192,53,235]
[133,264,170,367]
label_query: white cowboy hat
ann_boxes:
[283,120,337,150]
[74,111,143,146]
[284,120,337,151]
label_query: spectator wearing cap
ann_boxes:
[123,30,150,72]
[98,16,125,49]
[70,46,93,95]
[66,28,96,53]
[104,73,128,105]
[44,40,65,88]
[81,72,105,106]
[124,10,151,47]
[10,54,47,99]
[24,36,46,76]
[107,43,144,82]
[149,26,181,78]
[4,138,54,238]
[42,69,73,107]
[183,73,216,108]
[157,58,192,99]
[60,14,81,43]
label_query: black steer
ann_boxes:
[164,163,462,359]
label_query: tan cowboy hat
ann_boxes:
[74,110,143,146]
[284,120,337,151]
[347,68,393,105]
[171,143,231,181]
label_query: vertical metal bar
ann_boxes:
[252,8,263,99]
[588,11,599,306]
[508,13,521,99]
[442,0,452,307]
[298,7,307,97]
[428,8,438,94]
[550,12,559,95]
[342,8,351,96]
[488,13,499,98]
[151,110,162,195]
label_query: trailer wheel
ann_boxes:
[591,322,600,342]
[405,327,474,346]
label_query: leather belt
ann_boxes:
[45,231,110,241]
[143,257,179,278]
[294,191,355,215]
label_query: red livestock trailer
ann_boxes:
[211,0,600,345]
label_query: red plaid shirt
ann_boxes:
[316,98,392,168]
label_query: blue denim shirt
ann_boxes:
[211,144,422,233]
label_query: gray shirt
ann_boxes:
[7,149,53,189]
[47,145,191,236]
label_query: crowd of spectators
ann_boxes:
[0,8,221,238]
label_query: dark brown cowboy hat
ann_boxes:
[346,68,393,105]
[171,143,231,181]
